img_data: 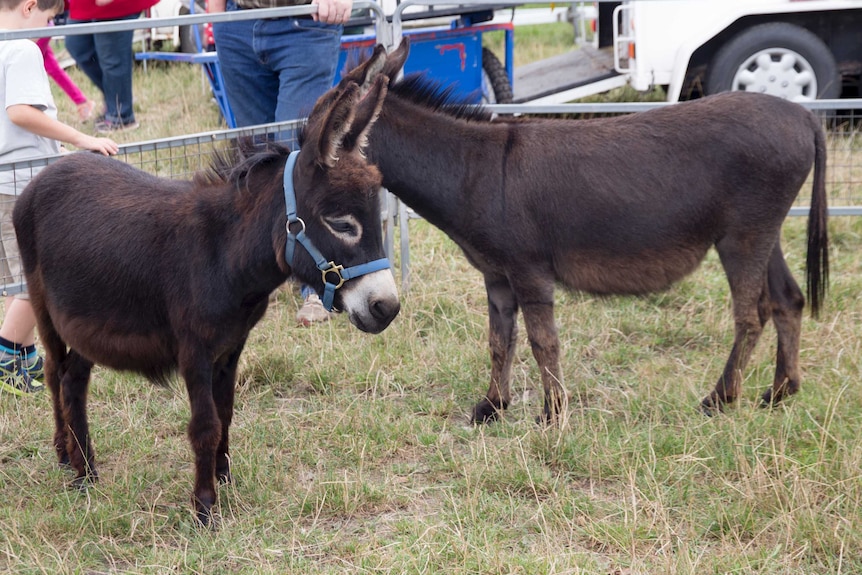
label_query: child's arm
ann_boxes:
[6,104,119,156]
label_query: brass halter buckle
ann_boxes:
[321,262,346,289]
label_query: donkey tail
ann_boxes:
[806,112,829,318]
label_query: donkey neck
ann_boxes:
[219,176,291,296]
[369,94,506,229]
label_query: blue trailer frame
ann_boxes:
[338,20,513,103]
[135,11,514,128]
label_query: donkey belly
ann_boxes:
[559,243,711,296]
[53,311,177,378]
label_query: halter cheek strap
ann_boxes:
[283,150,391,311]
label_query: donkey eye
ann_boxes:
[330,220,355,233]
[324,215,362,244]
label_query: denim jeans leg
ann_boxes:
[299,283,316,300]
[212,16,279,127]
[213,13,342,126]
[94,13,138,123]
[266,20,342,121]
[64,27,103,95]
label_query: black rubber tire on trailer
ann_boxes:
[481,47,513,104]
[705,22,840,100]
[178,3,206,54]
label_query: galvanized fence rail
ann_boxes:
[485,100,862,217]
[393,101,862,285]
[1,8,861,291]
[0,121,316,296]
[3,102,860,293]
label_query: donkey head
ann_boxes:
[283,74,399,334]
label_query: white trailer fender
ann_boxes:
[663,0,862,102]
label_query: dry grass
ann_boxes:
[0,34,860,575]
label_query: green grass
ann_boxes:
[2,33,860,575]
[484,21,577,67]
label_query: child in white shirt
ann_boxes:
[0,0,118,394]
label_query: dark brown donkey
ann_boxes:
[13,69,400,524]
[345,41,828,424]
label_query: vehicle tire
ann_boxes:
[481,47,513,104]
[705,22,840,100]
[178,3,205,54]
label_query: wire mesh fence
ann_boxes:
[485,101,862,215]
[819,107,862,215]
[2,104,861,295]
[0,120,303,296]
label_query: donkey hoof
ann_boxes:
[70,472,98,491]
[699,396,725,417]
[535,411,562,427]
[195,508,219,529]
[470,398,507,425]
[761,380,798,409]
[193,497,218,528]
[534,414,550,427]
[760,388,786,409]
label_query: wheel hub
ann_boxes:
[732,48,817,101]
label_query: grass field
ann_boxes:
[1,25,861,574]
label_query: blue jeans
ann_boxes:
[212,1,343,126]
[65,12,140,124]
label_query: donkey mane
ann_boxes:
[194,137,300,189]
[391,73,493,123]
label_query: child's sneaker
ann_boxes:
[95,116,139,133]
[19,350,44,381]
[0,351,42,396]
[296,293,331,326]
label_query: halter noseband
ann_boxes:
[283,150,391,312]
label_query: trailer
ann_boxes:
[338,5,515,105]
[517,0,862,104]
[135,2,518,127]
[135,0,862,126]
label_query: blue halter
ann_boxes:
[282,150,391,312]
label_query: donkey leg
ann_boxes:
[59,350,97,486]
[472,275,519,424]
[26,284,71,466]
[212,345,243,484]
[180,348,221,526]
[761,246,805,407]
[48,358,67,466]
[34,315,70,466]
[702,243,772,413]
[513,276,566,425]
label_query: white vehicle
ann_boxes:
[142,0,205,53]
[514,0,862,104]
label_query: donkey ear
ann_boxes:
[342,74,389,154]
[338,44,387,96]
[381,37,410,82]
[316,82,360,168]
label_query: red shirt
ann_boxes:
[69,0,160,21]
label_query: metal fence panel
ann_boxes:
[0,120,303,296]
[2,2,861,290]
[485,101,862,216]
[3,104,861,293]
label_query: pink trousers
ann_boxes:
[37,37,87,106]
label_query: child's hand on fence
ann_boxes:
[78,135,119,156]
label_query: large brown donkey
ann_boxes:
[14,69,399,525]
[347,42,828,424]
